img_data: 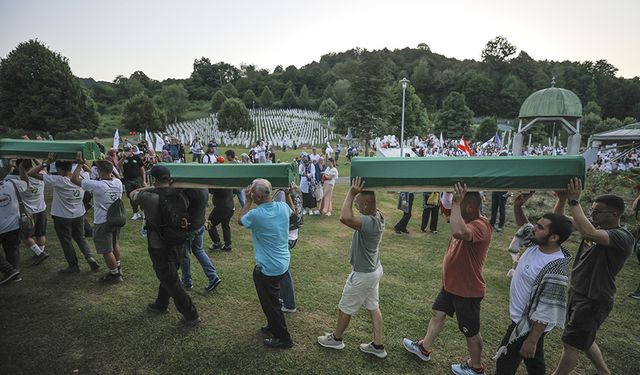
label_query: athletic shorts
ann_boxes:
[93,223,120,254]
[432,287,483,337]
[338,266,383,315]
[562,291,613,351]
[22,211,47,239]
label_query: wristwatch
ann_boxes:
[569,199,580,206]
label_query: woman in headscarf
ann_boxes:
[298,153,317,215]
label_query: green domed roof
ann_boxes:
[518,87,582,119]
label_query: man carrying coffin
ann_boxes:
[403,183,492,375]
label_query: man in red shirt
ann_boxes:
[403,183,492,375]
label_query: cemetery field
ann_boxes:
[1,183,639,374]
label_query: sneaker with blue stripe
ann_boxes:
[402,338,431,361]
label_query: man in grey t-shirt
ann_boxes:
[317,177,387,358]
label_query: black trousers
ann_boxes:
[208,207,233,246]
[53,216,93,267]
[0,229,20,273]
[490,192,508,228]
[253,266,291,342]
[123,178,144,214]
[495,321,546,375]
[147,240,198,321]
[421,206,439,231]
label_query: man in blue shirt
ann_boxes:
[239,178,293,349]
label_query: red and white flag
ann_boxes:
[458,136,473,156]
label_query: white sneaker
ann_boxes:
[131,212,140,220]
[313,210,320,216]
[325,212,332,216]
[359,342,387,358]
[317,333,345,350]
[281,306,297,313]
[451,360,485,375]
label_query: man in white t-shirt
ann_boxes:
[29,155,100,273]
[4,160,50,266]
[493,192,573,375]
[71,158,124,283]
[0,161,28,284]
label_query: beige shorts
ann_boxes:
[338,265,383,315]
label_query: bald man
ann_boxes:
[239,179,293,349]
[317,177,387,358]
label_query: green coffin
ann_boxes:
[0,139,101,161]
[161,163,298,188]
[350,156,585,191]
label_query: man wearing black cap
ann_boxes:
[119,145,146,221]
[131,165,200,326]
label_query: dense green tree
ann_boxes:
[500,75,529,117]
[281,88,297,108]
[411,59,431,96]
[318,98,338,117]
[217,98,254,136]
[242,89,258,109]
[583,101,602,116]
[0,40,99,136]
[298,84,310,108]
[481,36,517,63]
[221,82,239,98]
[433,92,474,138]
[462,72,496,116]
[259,86,274,107]
[385,84,430,138]
[123,93,165,131]
[330,79,351,106]
[475,116,498,142]
[210,90,227,113]
[581,112,602,139]
[623,116,637,125]
[335,53,387,153]
[160,84,189,122]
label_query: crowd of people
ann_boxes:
[1,134,638,375]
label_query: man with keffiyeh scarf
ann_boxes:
[494,191,573,375]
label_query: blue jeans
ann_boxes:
[181,226,219,286]
[279,268,296,309]
[236,190,246,208]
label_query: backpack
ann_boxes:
[106,197,126,228]
[154,188,190,245]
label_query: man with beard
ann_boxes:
[493,191,573,374]
[552,180,634,375]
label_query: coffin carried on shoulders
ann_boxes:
[160,162,297,189]
[350,156,585,191]
[0,139,102,161]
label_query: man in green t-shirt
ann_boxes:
[317,177,387,358]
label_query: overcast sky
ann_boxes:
[1,0,638,81]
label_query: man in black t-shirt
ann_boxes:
[551,179,634,375]
[118,145,147,220]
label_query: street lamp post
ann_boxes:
[400,78,410,157]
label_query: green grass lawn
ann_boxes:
[1,181,639,374]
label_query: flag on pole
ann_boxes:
[439,132,444,148]
[494,132,502,147]
[145,130,153,147]
[458,136,473,156]
[155,134,165,152]
[113,129,120,150]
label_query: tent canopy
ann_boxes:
[590,122,640,143]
